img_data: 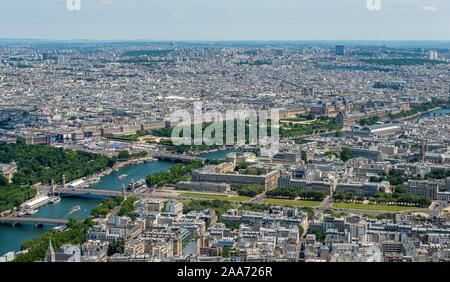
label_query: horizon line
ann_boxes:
[1,38,450,43]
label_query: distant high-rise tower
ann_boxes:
[335,45,345,56]
[429,49,438,60]
[57,55,66,65]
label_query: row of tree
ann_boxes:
[117,150,148,160]
[425,169,450,180]
[370,192,432,207]
[389,99,450,119]
[14,218,94,262]
[0,141,115,186]
[358,116,380,126]
[333,191,365,202]
[266,188,326,201]
[152,120,278,153]
[333,191,431,207]
[280,117,342,137]
[233,184,265,197]
[146,161,203,187]
[183,200,236,218]
[91,196,124,218]
[370,169,409,186]
[0,176,37,213]
[118,196,137,218]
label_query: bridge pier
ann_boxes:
[11,222,20,227]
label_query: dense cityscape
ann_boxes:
[1,40,450,263]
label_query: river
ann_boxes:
[198,149,233,160]
[0,160,176,255]
[0,150,232,256]
[420,107,450,118]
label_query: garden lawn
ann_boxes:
[178,192,251,202]
[263,198,320,207]
[332,203,426,212]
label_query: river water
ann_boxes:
[0,150,231,256]
[0,160,176,255]
[198,150,233,160]
[420,107,450,118]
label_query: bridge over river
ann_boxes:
[0,217,69,226]
[153,153,207,164]
[59,188,129,198]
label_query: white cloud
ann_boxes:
[421,5,439,12]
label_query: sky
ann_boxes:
[0,0,449,41]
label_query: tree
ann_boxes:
[0,185,37,213]
[301,151,308,163]
[266,188,326,201]
[237,162,251,170]
[0,141,115,186]
[118,196,137,217]
[146,161,203,187]
[0,175,8,187]
[91,205,110,217]
[118,150,131,160]
[222,246,231,258]
[298,225,304,235]
[184,200,236,217]
[425,169,450,180]
[313,230,326,241]
[234,184,264,197]
[107,241,125,256]
[358,116,380,126]
[395,184,405,194]
[14,218,89,262]
[340,147,352,162]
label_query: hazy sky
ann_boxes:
[0,0,449,41]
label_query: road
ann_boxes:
[427,201,448,218]
[318,196,332,210]
[145,187,449,219]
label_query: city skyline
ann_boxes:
[1,0,450,267]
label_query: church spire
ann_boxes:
[44,238,56,262]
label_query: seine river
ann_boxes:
[420,107,450,118]
[0,150,231,256]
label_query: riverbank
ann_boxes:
[0,197,100,257]
[0,157,174,256]
[0,150,235,256]
[83,156,156,187]
[391,107,443,122]
[0,156,156,218]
